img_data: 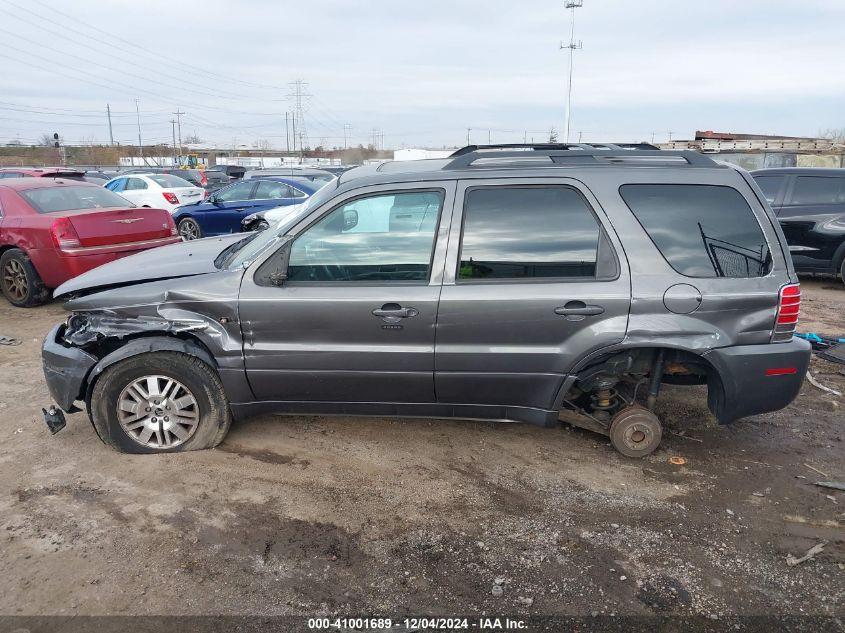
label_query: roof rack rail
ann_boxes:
[443,144,717,170]
[449,142,661,156]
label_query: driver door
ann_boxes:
[204,180,257,235]
[238,181,455,403]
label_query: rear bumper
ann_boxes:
[32,237,181,287]
[41,324,97,411]
[704,337,811,423]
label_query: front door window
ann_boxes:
[288,190,444,283]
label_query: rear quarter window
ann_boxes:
[619,184,772,278]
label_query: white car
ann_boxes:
[104,173,205,213]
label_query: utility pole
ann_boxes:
[561,0,583,144]
[134,98,143,164]
[488,130,492,144]
[173,109,185,157]
[344,124,352,150]
[285,112,290,153]
[106,103,114,146]
[170,119,177,164]
[466,127,471,145]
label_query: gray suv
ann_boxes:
[41,144,811,457]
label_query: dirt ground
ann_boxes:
[0,278,843,628]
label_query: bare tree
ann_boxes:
[184,132,203,144]
[818,128,845,142]
[253,139,271,151]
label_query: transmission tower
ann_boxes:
[561,0,583,144]
[287,80,312,155]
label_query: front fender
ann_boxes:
[84,335,217,404]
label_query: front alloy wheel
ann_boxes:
[178,218,202,241]
[117,375,200,449]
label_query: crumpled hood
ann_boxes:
[54,233,246,299]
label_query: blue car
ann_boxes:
[172,177,319,240]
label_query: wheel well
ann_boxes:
[565,346,726,420]
[82,332,219,409]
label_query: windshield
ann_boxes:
[20,185,136,213]
[222,180,339,269]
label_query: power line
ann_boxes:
[27,0,290,92]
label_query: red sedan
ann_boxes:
[0,178,181,307]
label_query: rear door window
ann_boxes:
[788,176,845,205]
[254,181,291,200]
[458,185,602,280]
[620,184,772,278]
[124,178,148,191]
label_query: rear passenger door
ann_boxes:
[434,179,630,412]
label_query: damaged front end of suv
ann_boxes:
[41,234,250,417]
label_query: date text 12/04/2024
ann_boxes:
[307,617,528,630]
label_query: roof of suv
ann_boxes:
[336,144,726,190]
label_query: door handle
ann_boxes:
[554,301,605,316]
[372,303,419,319]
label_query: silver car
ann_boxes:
[42,144,811,457]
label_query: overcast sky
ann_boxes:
[1,0,843,149]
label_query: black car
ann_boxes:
[203,169,231,193]
[752,168,845,284]
[218,165,246,179]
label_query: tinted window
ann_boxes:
[789,176,844,205]
[459,186,600,280]
[620,184,771,278]
[254,181,291,200]
[753,175,784,203]
[149,174,192,188]
[20,186,136,213]
[288,190,443,282]
[215,181,255,202]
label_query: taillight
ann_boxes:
[50,217,81,250]
[200,172,207,186]
[163,192,179,204]
[772,283,800,342]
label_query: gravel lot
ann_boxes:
[0,279,842,627]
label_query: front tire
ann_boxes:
[178,217,203,241]
[90,351,231,454]
[0,248,49,308]
[840,257,845,287]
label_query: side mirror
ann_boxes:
[342,209,358,231]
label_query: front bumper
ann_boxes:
[42,324,97,412]
[704,337,812,423]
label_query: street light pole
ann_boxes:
[561,1,583,144]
